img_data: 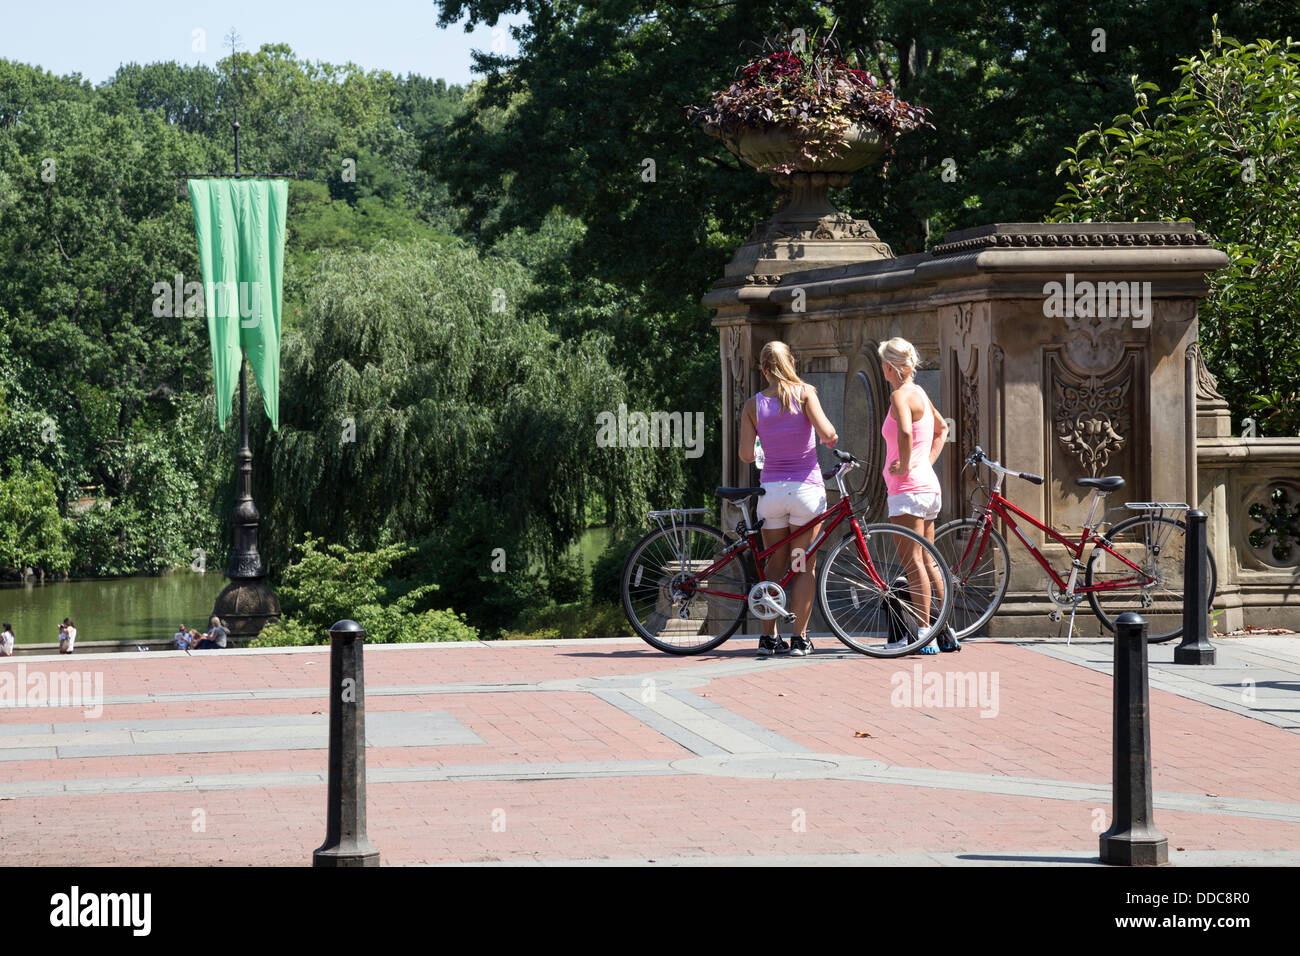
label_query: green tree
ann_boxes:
[0,457,72,579]
[1053,27,1300,432]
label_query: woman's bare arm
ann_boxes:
[801,386,839,447]
[738,396,758,463]
[891,388,914,473]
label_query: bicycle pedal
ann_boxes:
[1048,610,1062,623]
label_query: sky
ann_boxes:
[0,0,525,86]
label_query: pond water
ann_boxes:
[0,527,616,646]
[0,573,222,646]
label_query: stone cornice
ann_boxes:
[930,222,1214,257]
[1198,437,1300,464]
[704,222,1231,319]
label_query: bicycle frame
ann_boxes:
[959,488,1150,595]
[673,486,883,604]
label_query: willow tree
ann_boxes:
[243,238,682,628]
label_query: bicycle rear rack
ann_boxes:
[1123,501,1191,524]
[646,508,710,538]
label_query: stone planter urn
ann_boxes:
[712,122,896,280]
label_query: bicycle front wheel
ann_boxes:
[620,521,752,654]
[1086,514,1218,643]
[816,523,954,658]
[932,517,1010,639]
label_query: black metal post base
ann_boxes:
[1100,828,1169,866]
[1173,642,1216,665]
[212,577,282,642]
[312,843,380,867]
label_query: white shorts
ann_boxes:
[887,491,941,520]
[757,481,827,530]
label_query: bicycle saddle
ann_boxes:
[1076,476,1125,491]
[715,486,765,501]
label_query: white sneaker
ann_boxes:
[885,625,929,651]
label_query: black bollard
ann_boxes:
[1175,510,1216,665]
[313,619,380,867]
[1099,612,1169,866]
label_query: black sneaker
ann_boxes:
[790,634,813,657]
[757,635,777,657]
[773,635,791,655]
[937,626,962,652]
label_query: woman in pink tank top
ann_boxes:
[878,338,950,652]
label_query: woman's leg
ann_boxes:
[890,513,932,628]
[759,528,791,636]
[923,518,945,613]
[786,521,822,637]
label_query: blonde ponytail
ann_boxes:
[759,341,806,414]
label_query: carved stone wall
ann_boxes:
[1198,438,1300,630]
[702,221,1291,634]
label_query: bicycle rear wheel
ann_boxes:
[932,517,1010,639]
[1086,514,1218,643]
[620,521,753,654]
[816,523,953,658]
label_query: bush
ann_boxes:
[547,552,591,605]
[357,604,478,643]
[590,534,640,606]
[250,618,320,647]
[253,536,480,646]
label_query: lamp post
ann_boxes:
[184,32,289,642]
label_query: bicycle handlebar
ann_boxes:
[966,446,1044,485]
[821,448,861,481]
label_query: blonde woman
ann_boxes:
[739,341,839,657]
[878,338,951,653]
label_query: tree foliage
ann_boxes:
[1053,26,1300,432]
[245,237,680,623]
[0,456,71,577]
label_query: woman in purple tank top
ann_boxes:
[878,337,951,652]
[738,342,839,658]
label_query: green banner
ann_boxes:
[187,178,288,431]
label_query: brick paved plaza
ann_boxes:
[2,635,1298,866]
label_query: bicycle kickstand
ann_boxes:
[1065,601,1079,646]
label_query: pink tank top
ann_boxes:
[881,386,942,496]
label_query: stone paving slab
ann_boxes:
[0,633,1298,866]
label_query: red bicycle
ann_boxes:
[932,446,1217,643]
[619,449,954,657]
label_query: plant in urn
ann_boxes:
[687,27,931,267]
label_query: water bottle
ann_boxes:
[755,437,765,471]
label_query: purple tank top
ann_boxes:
[755,387,820,485]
